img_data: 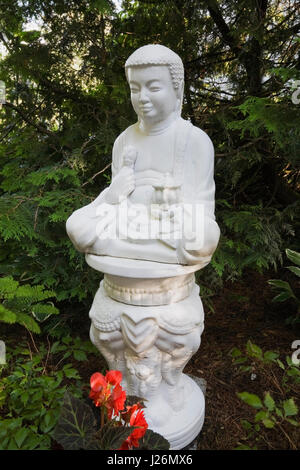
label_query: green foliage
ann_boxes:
[53,390,170,450]
[211,204,295,281]
[0,418,51,450]
[236,391,298,450]
[0,339,84,450]
[0,276,59,333]
[231,340,300,386]
[0,0,298,317]
[137,429,171,450]
[227,94,300,164]
[238,391,298,429]
[231,341,300,449]
[49,334,98,362]
[53,391,98,450]
[268,249,300,324]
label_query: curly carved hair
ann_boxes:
[125,44,184,90]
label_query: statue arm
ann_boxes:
[176,127,220,265]
[66,133,129,252]
[111,134,123,179]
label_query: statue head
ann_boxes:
[125,44,184,125]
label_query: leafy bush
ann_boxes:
[53,371,170,450]
[0,0,299,313]
[0,276,59,333]
[230,341,299,450]
[0,335,94,450]
[268,249,300,324]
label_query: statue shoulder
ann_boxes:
[113,123,137,153]
[181,121,215,178]
[189,124,214,158]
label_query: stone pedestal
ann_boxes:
[87,254,208,449]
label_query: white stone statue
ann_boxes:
[66,44,220,266]
[66,44,220,449]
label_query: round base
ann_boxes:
[144,375,205,450]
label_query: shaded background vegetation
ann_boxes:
[0,0,299,309]
[0,0,299,451]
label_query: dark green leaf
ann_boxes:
[267,279,291,290]
[286,249,300,266]
[137,429,170,450]
[272,291,292,302]
[53,391,97,450]
[286,266,300,277]
[95,423,136,450]
[14,427,29,448]
[73,350,87,361]
[263,351,279,362]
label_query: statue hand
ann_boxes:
[176,217,221,264]
[105,167,135,204]
[154,205,180,249]
[123,145,138,168]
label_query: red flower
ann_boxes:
[90,372,109,407]
[119,406,148,449]
[121,403,142,424]
[105,370,122,386]
[107,383,126,420]
[129,409,148,447]
[89,371,126,418]
[119,440,130,450]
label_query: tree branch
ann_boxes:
[205,0,241,56]
[3,101,56,137]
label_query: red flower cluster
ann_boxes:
[89,370,126,419]
[89,370,148,449]
[119,403,148,449]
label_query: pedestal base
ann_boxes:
[87,255,206,450]
[144,374,205,450]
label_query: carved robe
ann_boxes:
[67,117,219,265]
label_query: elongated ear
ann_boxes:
[176,79,184,98]
[175,79,184,115]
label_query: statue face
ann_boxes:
[127,65,180,124]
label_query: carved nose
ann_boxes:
[139,89,149,104]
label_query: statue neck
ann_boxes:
[138,112,180,136]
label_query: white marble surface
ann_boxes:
[66,44,220,449]
[89,280,205,449]
[66,44,220,266]
[85,253,210,278]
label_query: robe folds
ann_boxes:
[66,117,220,266]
